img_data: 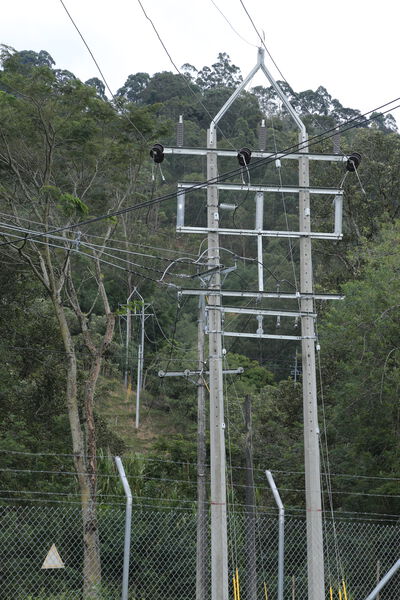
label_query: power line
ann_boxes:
[0,228,192,289]
[58,0,148,143]
[210,0,257,48]
[1,449,399,483]
[136,0,237,151]
[0,224,196,277]
[1,97,397,253]
[0,213,201,258]
[237,0,382,137]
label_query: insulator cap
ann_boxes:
[237,147,252,166]
[346,152,361,172]
[150,143,164,164]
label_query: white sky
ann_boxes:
[2,0,400,123]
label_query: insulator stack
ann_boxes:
[333,130,341,154]
[176,115,184,147]
[258,119,267,151]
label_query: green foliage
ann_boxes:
[225,352,274,392]
[1,43,400,521]
[320,223,400,513]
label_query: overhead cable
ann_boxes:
[1,98,399,251]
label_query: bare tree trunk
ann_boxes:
[78,259,115,599]
[82,355,102,598]
[51,293,102,598]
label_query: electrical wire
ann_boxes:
[0,450,398,483]
[136,0,237,151]
[0,458,400,500]
[0,227,194,287]
[1,96,398,252]
[238,0,371,137]
[58,0,148,143]
[210,0,258,48]
[0,97,400,247]
[0,213,201,258]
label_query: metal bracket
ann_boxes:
[158,367,244,378]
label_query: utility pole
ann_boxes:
[122,288,152,428]
[196,295,207,600]
[124,289,135,388]
[207,126,229,600]
[298,134,324,599]
[135,295,145,429]
[161,47,353,600]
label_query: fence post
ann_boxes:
[115,456,133,600]
[265,471,285,600]
[363,559,400,600]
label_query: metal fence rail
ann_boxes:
[0,504,398,599]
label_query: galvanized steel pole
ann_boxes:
[363,559,400,600]
[265,470,285,600]
[115,456,132,600]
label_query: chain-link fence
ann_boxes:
[0,503,398,599]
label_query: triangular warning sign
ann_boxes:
[41,544,65,569]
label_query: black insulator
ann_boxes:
[237,147,252,166]
[150,143,164,164]
[346,152,361,172]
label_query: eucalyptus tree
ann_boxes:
[0,47,158,598]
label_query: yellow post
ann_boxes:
[264,582,268,600]
[338,586,342,600]
[329,586,333,600]
[236,568,241,600]
[233,575,238,600]
[342,580,348,600]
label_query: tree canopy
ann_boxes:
[0,46,399,532]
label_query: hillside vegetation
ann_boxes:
[0,46,399,523]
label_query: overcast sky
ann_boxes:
[2,0,400,123]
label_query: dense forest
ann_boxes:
[0,44,399,568]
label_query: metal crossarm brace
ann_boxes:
[178,181,343,195]
[206,306,317,318]
[158,367,244,378]
[178,288,345,301]
[164,146,348,162]
[177,226,342,240]
[217,331,314,341]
